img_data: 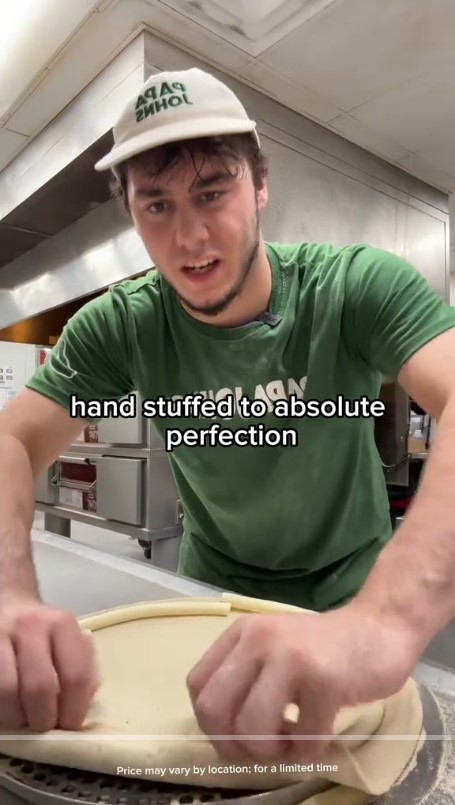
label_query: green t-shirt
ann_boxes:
[26,242,455,610]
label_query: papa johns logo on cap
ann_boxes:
[134,81,193,123]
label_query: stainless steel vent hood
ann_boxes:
[0,134,113,268]
[0,33,156,324]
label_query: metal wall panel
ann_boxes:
[261,129,448,298]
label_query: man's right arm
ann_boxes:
[0,388,99,732]
[0,387,85,598]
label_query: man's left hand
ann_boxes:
[186,605,420,762]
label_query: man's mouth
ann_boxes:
[182,259,220,277]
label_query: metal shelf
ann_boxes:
[68,442,159,458]
[35,502,181,542]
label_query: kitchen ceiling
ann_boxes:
[1,0,455,249]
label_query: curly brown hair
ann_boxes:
[109,132,268,215]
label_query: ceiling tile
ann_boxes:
[348,62,455,153]
[154,0,338,56]
[142,1,253,71]
[328,114,409,162]
[259,0,455,111]
[6,0,143,136]
[397,153,455,194]
[0,0,103,121]
[241,61,341,123]
[0,129,29,170]
[416,142,455,181]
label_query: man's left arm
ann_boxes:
[186,251,455,761]
[352,326,455,650]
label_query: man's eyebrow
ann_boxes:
[134,172,235,199]
[193,171,235,189]
[135,186,166,199]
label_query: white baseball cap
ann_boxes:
[95,67,259,172]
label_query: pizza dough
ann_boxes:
[301,786,371,804]
[0,593,424,798]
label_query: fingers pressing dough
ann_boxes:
[0,593,424,798]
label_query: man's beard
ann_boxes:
[176,214,260,318]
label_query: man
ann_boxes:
[1,67,455,764]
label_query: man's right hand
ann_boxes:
[0,596,99,733]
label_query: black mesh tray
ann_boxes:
[0,754,257,805]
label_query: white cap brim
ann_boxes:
[95,117,259,172]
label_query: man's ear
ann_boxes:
[256,178,268,212]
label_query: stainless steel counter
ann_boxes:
[32,529,221,616]
[31,529,455,699]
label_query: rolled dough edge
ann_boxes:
[78,599,232,631]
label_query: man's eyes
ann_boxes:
[202,191,223,203]
[146,191,225,214]
[147,201,169,214]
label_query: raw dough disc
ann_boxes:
[0,595,423,796]
[300,785,371,804]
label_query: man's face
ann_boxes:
[126,152,268,318]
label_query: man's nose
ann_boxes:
[174,209,209,251]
